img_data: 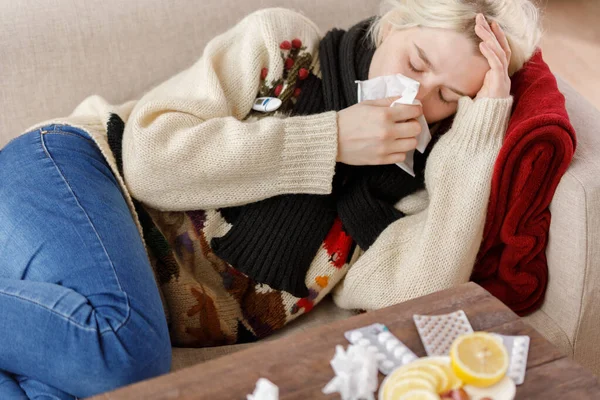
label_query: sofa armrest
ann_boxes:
[527,75,600,376]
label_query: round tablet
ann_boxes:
[375,352,386,361]
[385,339,400,352]
[393,347,406,359]
[377,332,392,344]
[382,360,394,370]
[367,345,378,354]
[402,353,417,364]
[350,331,363,342]
[514,355,525,363]
[358,338,370,347]
[514,338,526,347]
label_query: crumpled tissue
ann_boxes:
[356,74,432,177]
[247,377,279,400]
[322,344,379,400]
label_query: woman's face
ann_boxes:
[369,26,490,123]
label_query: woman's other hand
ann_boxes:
[475,13,512,99]
[337,98,423,165]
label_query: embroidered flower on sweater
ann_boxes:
[249,38,313,118]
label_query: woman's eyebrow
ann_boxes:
[414,43,436,72]
[414,42,467,97]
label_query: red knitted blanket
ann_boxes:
[472,50,577,315]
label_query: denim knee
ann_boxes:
[84,329,171,397]
[113,339,172,384]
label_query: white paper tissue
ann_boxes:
[247,378,279,400]
[356,74,432,176]
[322,344,379,400]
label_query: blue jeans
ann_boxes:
[0,125,171,399]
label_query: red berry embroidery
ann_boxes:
[260,67,268,80]
[279,40,292,50]
[292,38,302,49]
[293,88,302,97]
[298,68,309,80]
[274,84,283,97]
[284,57,294,70]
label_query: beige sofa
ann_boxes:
[2,0,599,377]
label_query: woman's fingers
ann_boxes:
[473,14,511,99]
[387,104,423,123]
[388,137,419,154]
[475,27,505,67]
[477,13,493,34]
[381,152,407,165]
[398,119,423,139]
[480,42,504,71]
[475,14,508,69]
[491,21,512,65]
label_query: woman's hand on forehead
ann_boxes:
[474,14,512,100]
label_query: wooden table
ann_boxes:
[89,283,600,399]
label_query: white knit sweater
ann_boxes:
[26,8,513,313]
[122,8,339,211]
[333,95,512,309]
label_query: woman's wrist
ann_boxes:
[447,96,513,151]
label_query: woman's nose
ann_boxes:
[416,81,435,102]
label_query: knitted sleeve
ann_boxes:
[122,8,338,211]
[333,96,514,310]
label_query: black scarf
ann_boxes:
[210,19,443,298]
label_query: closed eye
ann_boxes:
[408,62,423,74]
[438,90,450,104]
[409,59,453,105]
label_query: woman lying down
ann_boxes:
[0,0,541,398]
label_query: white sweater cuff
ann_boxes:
[449,96,514,152]
[279,111,339,194]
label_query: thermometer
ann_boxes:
[252,97,282,113]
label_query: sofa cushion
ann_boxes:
[536,76,600,375]
[523,309,572,357]
[0,0,378,146]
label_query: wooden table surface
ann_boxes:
[89,283,600,399]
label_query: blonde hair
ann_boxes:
[368,0,542,76]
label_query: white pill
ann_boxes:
[402,354,417,364]
[378,332,392,344]
[358,338,370,347]
[382,360,395,370]
[368,345,378,353]
[350,331,363,342]
[386,339,400,351]
[394,347,407,359]
[375,352,387,361]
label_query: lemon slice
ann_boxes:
[450,332,509,388]
[384,377,436,400]
[394,370,439,389]
[397,389,441,400]
[420,359,463,391]
[443,366,462,391]
[390,362,448,393]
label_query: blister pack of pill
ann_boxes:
[492,334,530,385]
[413,310,474,356]
[344,323,418,375]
